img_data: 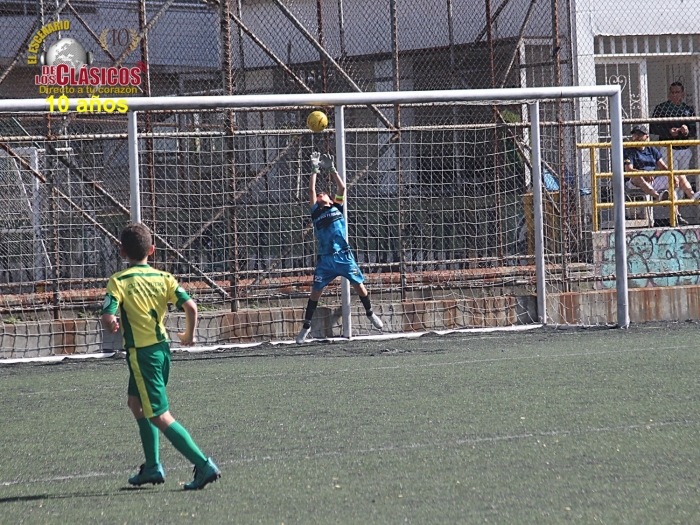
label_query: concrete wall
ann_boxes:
[0,4,221,68]
[0,296,537,358]
[0,0,555,69]
[593,226,700,289]
[4,285,700,358]
[578,0,700,36]
[547,285,700,325]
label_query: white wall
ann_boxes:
[584,0,700,36]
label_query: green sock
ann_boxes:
[137,418,159,467]
[163,421,207,468]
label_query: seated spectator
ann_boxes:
[623,125,700,201]
[623,125,700,226]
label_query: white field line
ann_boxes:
[1,353,116,365]
[0,324,544,364]
[0,418,693,488]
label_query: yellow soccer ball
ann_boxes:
[306,111,328,132]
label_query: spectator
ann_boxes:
[650,82,697,185]
[623,125,700,225]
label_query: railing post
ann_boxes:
[668,145,676,227]
[590,147,599,232]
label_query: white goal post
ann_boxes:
[0,85,629,348]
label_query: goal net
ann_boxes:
[0,87,627,357]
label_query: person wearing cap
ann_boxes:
[623,125,700,225]
[650,82,696,181]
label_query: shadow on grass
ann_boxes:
[0,487,181,504]
[118,486,183,492]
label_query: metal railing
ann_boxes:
[578,140,700,231]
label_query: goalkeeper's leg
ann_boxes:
[352,283,383,330]
[297,288,323,343]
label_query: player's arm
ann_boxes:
[649,105,663,136]
[331,167,345,201]
[100,284,120,333]
[167,278,197,346]
[309,152,321,207]
[177,299,198,346]
[320,154,345,201]
[101,313,120,334]
[683,108,696,138]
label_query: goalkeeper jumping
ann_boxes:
[296,152,384,344]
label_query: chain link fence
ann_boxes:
[1,0,699,354]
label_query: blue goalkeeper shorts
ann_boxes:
[313,249,365,291]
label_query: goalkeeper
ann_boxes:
[296,152,384,344]
[100,223,221,490]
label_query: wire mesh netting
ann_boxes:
[1,101,556,354]
[1,0,700,356]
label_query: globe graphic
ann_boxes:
[45,38,88,68]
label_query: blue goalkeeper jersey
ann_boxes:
[311,202,350,256]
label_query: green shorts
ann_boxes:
[126,342,171,418]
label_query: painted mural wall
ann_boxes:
[593,227,700,289]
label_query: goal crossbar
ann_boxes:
[1,86,620,112]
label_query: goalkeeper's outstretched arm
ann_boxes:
[330,166,345,200]
[308,152,320,206]
[308,170,319,207]
[320,154,345,200]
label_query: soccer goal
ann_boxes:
[0,86,628,357]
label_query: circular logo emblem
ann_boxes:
[45,38,89,68]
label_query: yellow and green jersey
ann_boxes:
[101,264,191,350]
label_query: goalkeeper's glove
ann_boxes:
[320,153,335,171]
[310,152,321,172]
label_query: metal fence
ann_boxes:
[0,86,630,356]
[1,0,699,355]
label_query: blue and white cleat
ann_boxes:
[128,463,165,486]
[184,458,221,490]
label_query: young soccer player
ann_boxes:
[101,223,221,490]
[296,152,384,343]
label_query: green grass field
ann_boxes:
[2,322,700,524]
